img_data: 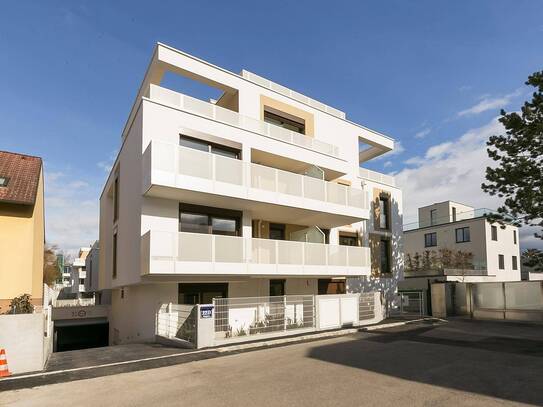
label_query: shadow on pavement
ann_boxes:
[307,321,543,406]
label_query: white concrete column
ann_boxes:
[329,227,339,245]
[242,210,252,262]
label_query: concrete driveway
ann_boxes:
[3,319,543,406]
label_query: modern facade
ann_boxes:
[70,247,90,295]
[85,241,99,293]
[0,151,45,312]
[99,43,403,344]
[401,201,521,285]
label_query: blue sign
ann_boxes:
[200,306,213,319]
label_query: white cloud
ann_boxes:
[414,128,431,139]
[97,150,118,173]
[457,89,522,117]
[383,161,393,168]
[44,169,98,254]
[395,117,542,251]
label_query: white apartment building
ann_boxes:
[70,247,90,294]
[401,201,521,286]
[99,43,403,344]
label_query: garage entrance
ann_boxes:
[54,321,109,352]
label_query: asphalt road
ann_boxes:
[3,319,543,406]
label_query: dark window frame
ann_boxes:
[498,254,505,270]
[424,232,437,248]
[263,110,305,135]
[491,225,498,241]
[339,234,358,246]
[180,135,241,159]
[513,230,517,245]
[113,176,119,223]
[179,203,242,236]
[0,176,9,187]
[455,227,470,243]
[379,238,392,275]
[512,255,518,270]
[378,195,390,230]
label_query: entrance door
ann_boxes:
[269,279,285,331]
[178,283,228,304]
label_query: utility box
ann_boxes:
[430,283,452,318]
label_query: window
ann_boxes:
[113,177,119,223]
[452,207,457,222]
[263,110,305,134]
[430,209,438,225]
[498,254,505,270]
[318,279,346,295]
[79,278,85,285]
[0,176,8,187]
[269,279,286,296]
[512,256,518,270]
[180,135,240,159]
[491,225,498,241]
[424,232,437,247]
[339,235,358,246]
[179,204,241,236]
[269,223,285,240]
[455,227,470,243]
[112,233,118,279]
[378,196,389,229]
[379,239,391,274]
[513,230,517,245]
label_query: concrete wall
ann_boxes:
[0,313,46,374]
[0,168,44,310]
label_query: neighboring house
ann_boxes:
[55,254,71,288]
[400,201,521,288]
[70,247,90,295]
[0,151,45,313]
[99,43,403,344]
[85,241,99,293]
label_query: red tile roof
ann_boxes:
[0,151,42,205]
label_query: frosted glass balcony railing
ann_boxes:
[149,84,340,157]
[143,231,370,268]
[359,168,395,187]
[148,141,368,210]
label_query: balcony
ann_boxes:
[149,84,340,158]
[358,168,396,187]
[141,231,371,277]
[143,141,369,227]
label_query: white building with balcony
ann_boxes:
[401,201,521,285]
[99,43,403,345]
[70,247,90,295]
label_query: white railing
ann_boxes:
[149,84,340,157]
[359,168,395,187]
[144,231,370,269]
[53,297,95,307]
[156,303,197,343]
[148,141,368,211]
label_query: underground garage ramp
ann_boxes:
[54,319,109,352]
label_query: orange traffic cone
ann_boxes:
[0,349,11,377]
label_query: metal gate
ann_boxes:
[389,291,425,317]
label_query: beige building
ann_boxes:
[402,201,521,283]
[0,151,45,312]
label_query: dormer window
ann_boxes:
[0,176,8,187]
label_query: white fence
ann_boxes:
[156,303,197,344]
[150,84,340,157]
[205,293,378,346]
[149,141,367,210]
[389,291,425,317]
[52,297,95,307]
[359,168,396,187]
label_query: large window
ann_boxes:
[379,239,391,274]
[269,223,285,240]
[179,204,241,236]
[499,254,505,270]
[269,279,286,296]
[491,225,498,241]
[455,227,470,243]
[378,196,390,229]
[263,110,305,134]
[424,232,437,247]
[180,135,240,159]
[512,256,518,270]
[339,234,358,246]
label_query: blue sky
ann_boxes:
[1,1,542,252]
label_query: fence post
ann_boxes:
[502,282,507,320]
[283,295,287,331]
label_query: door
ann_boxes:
[269,279,286,331]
